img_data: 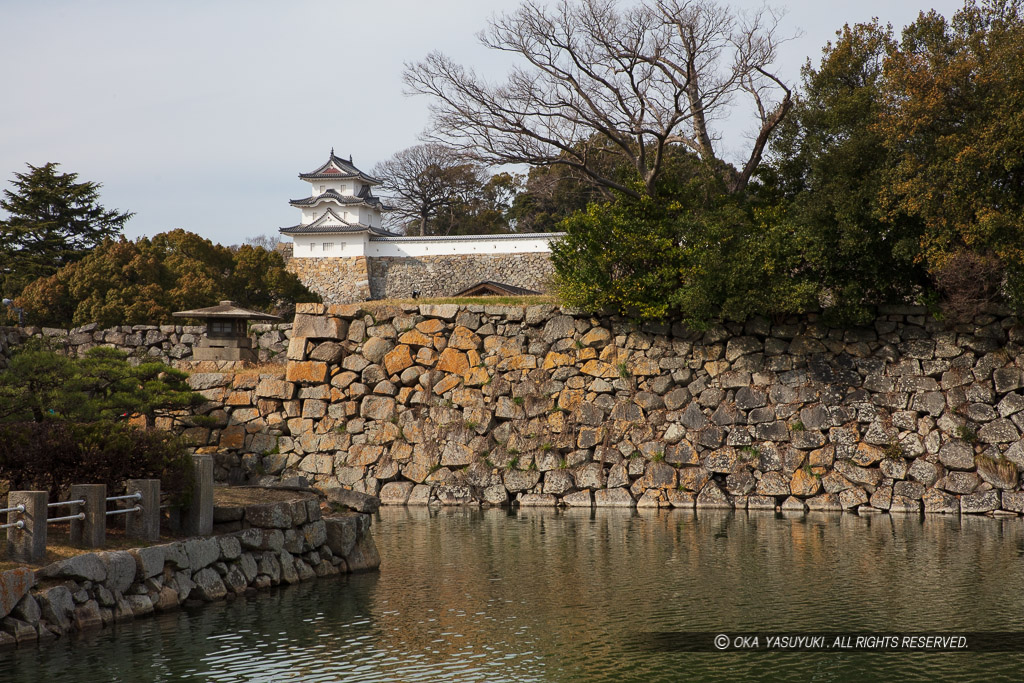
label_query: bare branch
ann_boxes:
[404,0,793,197]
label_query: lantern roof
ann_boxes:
[172,300,281,320]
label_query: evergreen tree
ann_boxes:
[0,162,133,298]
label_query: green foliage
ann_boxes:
[15,229,317,327]
[883,442,905,460]
[0,163,133,299]
[0,341,204,427]
[878,0,1024,308]
[763,2,1024,320]
[0,343,199,502]
[763,20,927,325]
[955,425,979,444]
[554,3,1024,325]
[739,445,761,461]
[0,420,194,503]
[551,154,815,325]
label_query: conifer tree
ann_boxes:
[0,162,133,298]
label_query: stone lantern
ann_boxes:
[172,300,281,362]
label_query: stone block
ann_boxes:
[593,488,635,507]
[0,569,35,620]
[520,493,558,507]
[961,490,1000,514]
[286,361,329,384]
[322,487,381,514]
[292,314,347,340]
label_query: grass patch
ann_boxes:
[977,455,1018,483]
[955,425,979,444]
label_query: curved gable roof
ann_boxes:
[299,150,382,185]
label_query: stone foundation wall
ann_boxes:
[367,253,554,300]
[0,323,293,370]
[285,256,371,304]
[178,302,1024,516]
[0,497,378,649]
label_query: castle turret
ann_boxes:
[279,150,393,254]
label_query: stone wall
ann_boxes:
[0,323,293,370]
[0,496,378,649]
[286,255,371,304]
[367,253,555,300]
[284,252,553,304]
[179,302,1024,516]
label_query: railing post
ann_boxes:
[69,484,106,548]
[6,491,47,564]
[182,454,213,536]
[126,479,161,542]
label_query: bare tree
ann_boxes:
[244,234,282,250]
[404,0,792,198]
[372,144,487,235]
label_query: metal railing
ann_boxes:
[46,512,85,524]
[105,506,142,518]
[0,504,26,530]
[4,454,214,565]
[47,499,84,508]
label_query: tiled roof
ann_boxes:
[368,232,564,242]
[279,208,397,236]
[289,189,385,209]
[299,150,382,184]
[453,281,540,297]
[172,300,281,320]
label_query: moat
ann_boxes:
[5,507,1024,682]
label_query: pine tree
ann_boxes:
[0,162,133,298]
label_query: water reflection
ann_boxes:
[5,508,1024,682]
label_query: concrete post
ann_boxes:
[126,479,161,542]
[182,454,214,536]
[69,484,107,548]
[6,491,47,564]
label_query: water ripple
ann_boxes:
[4,508,1024,681]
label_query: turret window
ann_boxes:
[323,242,334,251]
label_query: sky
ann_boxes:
[0,0,967,247]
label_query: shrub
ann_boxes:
[0,421,194,503]
[551,172,815,326]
